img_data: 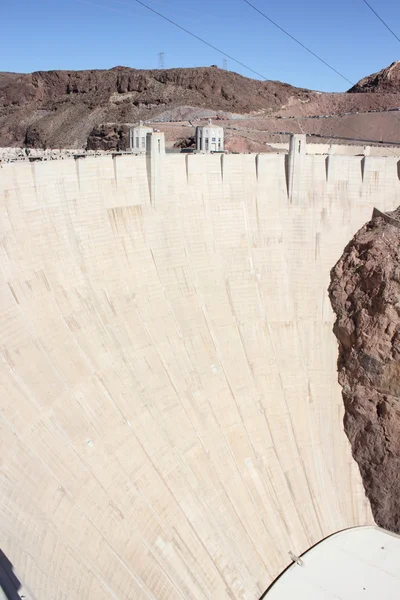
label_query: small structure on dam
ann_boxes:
[196,119,224,152]
[129,121,153,152]
[264,527,400,599]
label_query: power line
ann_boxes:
[75,0,400,151]
[242,0,354,86]
[362,0,400,44]
[241,0,400,151]
[126,0,269,80]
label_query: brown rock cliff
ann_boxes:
[0,66,312,148]
[349,60,400,93]
[329,212,400,531]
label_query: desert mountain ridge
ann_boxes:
[348,60,400,93]
[1,62,400,149]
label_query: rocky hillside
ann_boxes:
[2,62,400,149]
[0,66,312,148]
[349,60,400,93]
[329,210,400,532]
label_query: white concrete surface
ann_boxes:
[265,526,400,599]
[270,141,400,156]
[1,147,400,599]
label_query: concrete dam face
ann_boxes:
[1,140,400,599]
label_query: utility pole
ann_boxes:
[158,52,165,69]
[223,58,228,70]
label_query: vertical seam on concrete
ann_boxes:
[325,156,330,182]
[74,157,81,192]
[112,155,118,187]
[361,157,366,183]
[30,162,38,204]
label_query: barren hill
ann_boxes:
[2,63,400,149]
[0,65,312,148]
[349,60,400,93]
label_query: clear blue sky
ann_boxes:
[1,0,400,91]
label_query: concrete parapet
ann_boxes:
[3,146,400,212]
[270,141,400,157]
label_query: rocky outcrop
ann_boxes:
[24,124,47,149]
[349,60,400,93]
[329,211,400,532]
[173,136,195,150]
[86,124,130,151]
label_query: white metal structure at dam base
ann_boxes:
[1,134,400,599]
[265,526,400,599]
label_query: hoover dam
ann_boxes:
[2,134,400,599]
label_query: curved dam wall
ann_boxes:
[1,144,400,599]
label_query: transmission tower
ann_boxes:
[223,58,228,70]
[158,52,165,69]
